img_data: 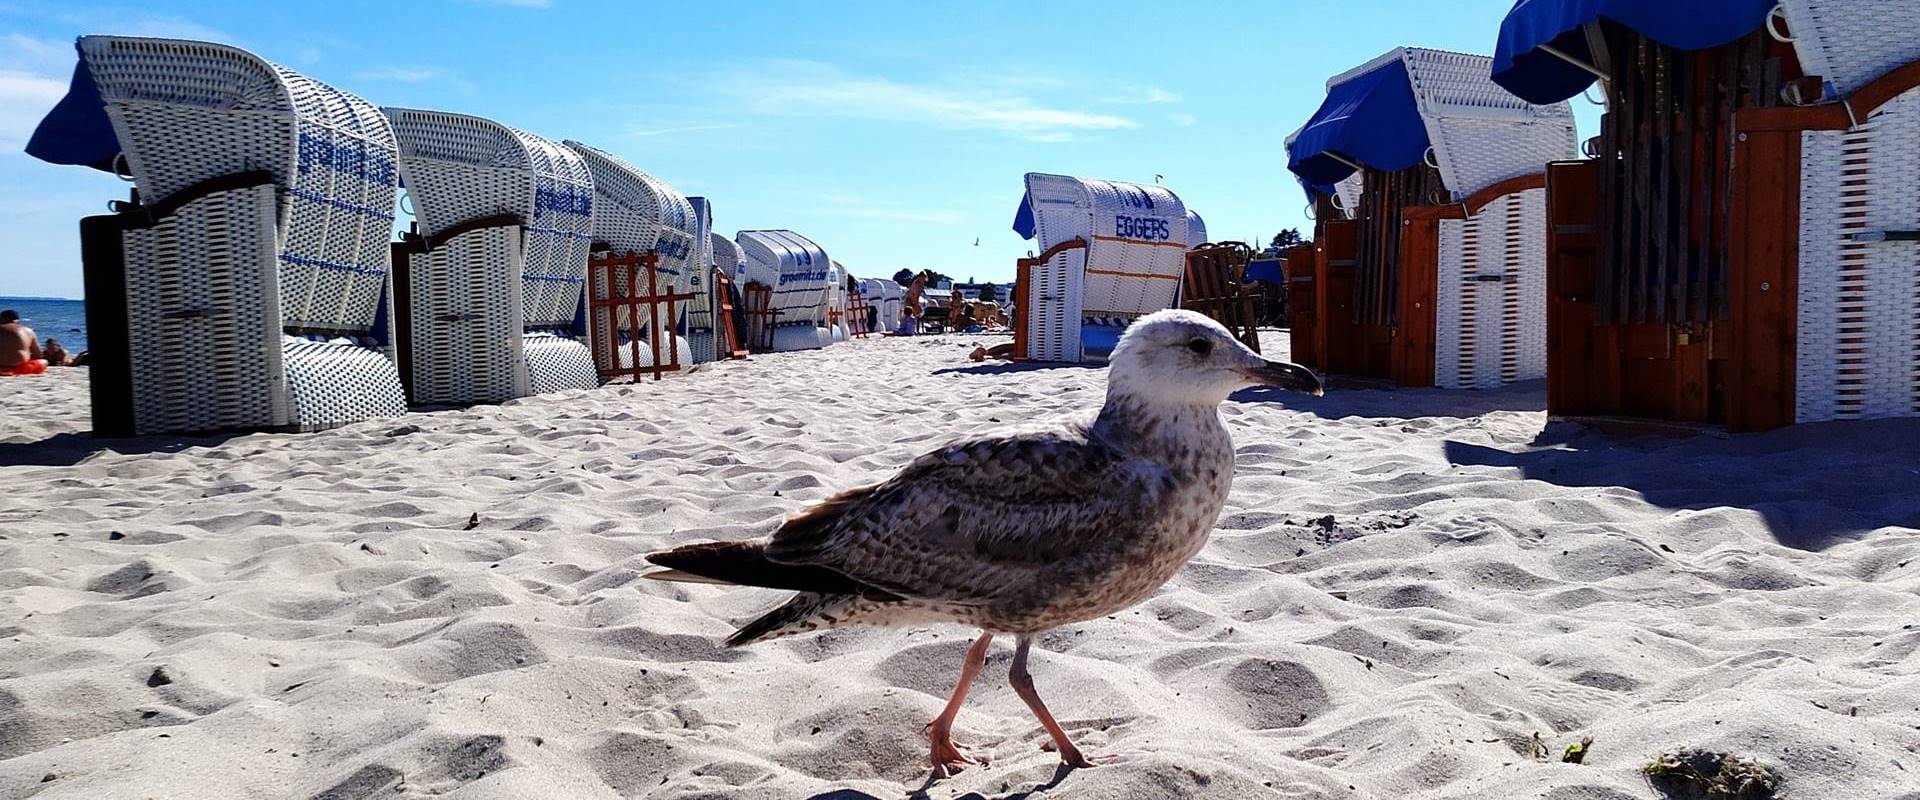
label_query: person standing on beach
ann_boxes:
[0,310,48,375]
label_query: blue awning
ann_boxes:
[1011,194,1036,240]
[1490,0,1776,104]
[25,43,121,172]
[1286,58,1428,192]
[1246,258,1285,284]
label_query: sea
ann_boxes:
[0,297,87,353]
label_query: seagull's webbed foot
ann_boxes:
[927,725,989,777]
[924,631,996,779]
[1039,739,1115,768]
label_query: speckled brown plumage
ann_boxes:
[644,309,1323,773]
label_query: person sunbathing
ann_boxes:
[0,310,48,376]
[43,338,72,367]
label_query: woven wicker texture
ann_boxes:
[564,141,697,287]
[122,183,288,435]
[1434,189,1549,389]
[1387,47,1577,201]
[686,198,717,363]
[736,230,834,349]
[79,36,401,336]
[1797,89,1920,423]
[1781,0,1920,99]
[859,278,904,331]
[386,109,592,328]
[1332,174,1363,219]
[1022,172,1190,363]
[281,337,407,429]
[406,225,528,405]
[523,332,599,394]
[1186,210,1209,247]
[565,141,698,358]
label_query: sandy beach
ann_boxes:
[2,332,1919,799]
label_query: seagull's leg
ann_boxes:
[1009,635,1103,768]
[926,631,993,777]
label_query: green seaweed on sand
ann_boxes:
[1643,749,1781,799]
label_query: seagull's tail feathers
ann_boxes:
[644,540,879,595]
[725,592,853,647]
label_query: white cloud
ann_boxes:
[0,69,68,149]
[2,33,69,72]
[354,67,440,83]
[628,122,747,138]
[711,60,1135,137]
[1168,112,1197,127]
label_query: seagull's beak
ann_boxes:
[1240,359,1324,396]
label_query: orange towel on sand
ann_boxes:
[0,359,47,376]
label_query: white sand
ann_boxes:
[2,334,1919,799]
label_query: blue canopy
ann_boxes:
[1286,58,1428,194]
[1246,258,1285,284]
[1011,194,1036,240]
[1490,0,1776,104]
[25,44,120,171]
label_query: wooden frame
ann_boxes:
[1180,241,1262,353]
[1538,24,1920,431]
[711,268,748,359]
[588,249,695,382]
[741,282,779,353]
[1009,237,1088,361]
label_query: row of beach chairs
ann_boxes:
[26,36,866,436]
[1275,0,1920,432]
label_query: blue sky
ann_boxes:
[0,0,1594,299]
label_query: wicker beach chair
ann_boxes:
[1288,47,1575,390]
[735,230,834,351]
[563,141,699,372]
[1490,0,1920,428]
[685,197,719,363]
[1010,173,1194,363]
[826,260,850,343]
[28,36,407,435]
[384,109,597,404]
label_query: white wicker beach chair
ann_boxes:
[1015,172,1191,363]
[47,35,406,435]
[685,197,720,363]
[859,278,903,332]
[735,230,834,351]
[1787,8,1920,423]
[563,141,698,371]
[1302,47,1574,389]
[384,108,597,404]
[1186,210,1210,247]
[826,260,850,343]
[1778,0,1920,101]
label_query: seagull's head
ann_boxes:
[1106,310,1323,406]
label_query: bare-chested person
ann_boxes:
[0,309,48,376]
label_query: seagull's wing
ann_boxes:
[763,429,1171,605]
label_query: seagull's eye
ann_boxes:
[1186,337,1212,357]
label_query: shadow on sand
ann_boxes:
[807,763,1075,800]
[1233,379,1550,421]
[1445,417,1920,551]
[931,361,1103,378]
[0,431,240,468]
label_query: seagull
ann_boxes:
[644,309,1323,776]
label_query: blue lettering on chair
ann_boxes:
[1112,215,1172,242]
